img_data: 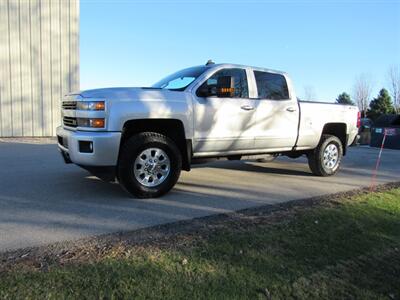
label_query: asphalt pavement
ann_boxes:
[0,139,399,252]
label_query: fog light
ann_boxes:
[79,141,93,153]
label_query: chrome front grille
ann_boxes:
[63,116,77,127]
[62,101,77,110]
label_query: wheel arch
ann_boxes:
[321,123,348,155]
[120,119,192,171]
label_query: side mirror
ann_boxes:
[197,85,212,98]
[196,75,235,98]
[216,76,234,97]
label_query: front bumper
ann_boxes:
[56,126,121,166]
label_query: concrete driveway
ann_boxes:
[0,139,399,252]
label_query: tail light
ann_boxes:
[357,111,361,128]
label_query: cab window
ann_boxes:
[254,71,289,100]
[199,68,249,98]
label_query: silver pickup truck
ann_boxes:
[57,62,359,198]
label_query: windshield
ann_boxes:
[152,66,209,91]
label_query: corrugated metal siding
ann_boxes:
[0,0,79,137]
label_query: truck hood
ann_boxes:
[73,87,188,102]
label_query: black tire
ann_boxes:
[307,134,343,176]
[117,132,182,198]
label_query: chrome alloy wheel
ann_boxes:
[323,143,339,170]
[133,148,170,187]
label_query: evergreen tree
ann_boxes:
[336,92,354,105]
[367,88,395,121]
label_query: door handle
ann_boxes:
[241,105,254,111]
[286,107,297,112]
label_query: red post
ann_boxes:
[369,129,387,192]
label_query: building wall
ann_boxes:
[0,0,79,137]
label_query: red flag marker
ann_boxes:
[370,129,388,192]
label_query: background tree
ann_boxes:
[387,65,400,113]
[353,74,373,117]
[366,88,395,121]
[335,92,354,105]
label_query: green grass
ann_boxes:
[1,188,400,299]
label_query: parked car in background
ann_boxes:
[57,62,359,198]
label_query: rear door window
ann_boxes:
[254,71,290,100]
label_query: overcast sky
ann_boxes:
[80,0,400,101]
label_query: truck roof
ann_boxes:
[206,63,289,76]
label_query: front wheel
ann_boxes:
[307,134,343,176]
[117,132,182,198]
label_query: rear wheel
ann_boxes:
[118,132,182,198]
[307,134,343,176]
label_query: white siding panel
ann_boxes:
[0,0,79,137]
[70,0,79,92]
[30,0,43,136]
[41,0,52,136]
[9,0,23,136]
[60,0,70,96]
[20,0,33,136]
[0,1,13,136]
[51,0,61,136]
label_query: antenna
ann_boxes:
[206,59,215,66]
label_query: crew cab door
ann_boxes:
[251,70,299,150]
[192,68,257,154]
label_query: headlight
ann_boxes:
[76,101,105,111]
[77,118,105,128]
